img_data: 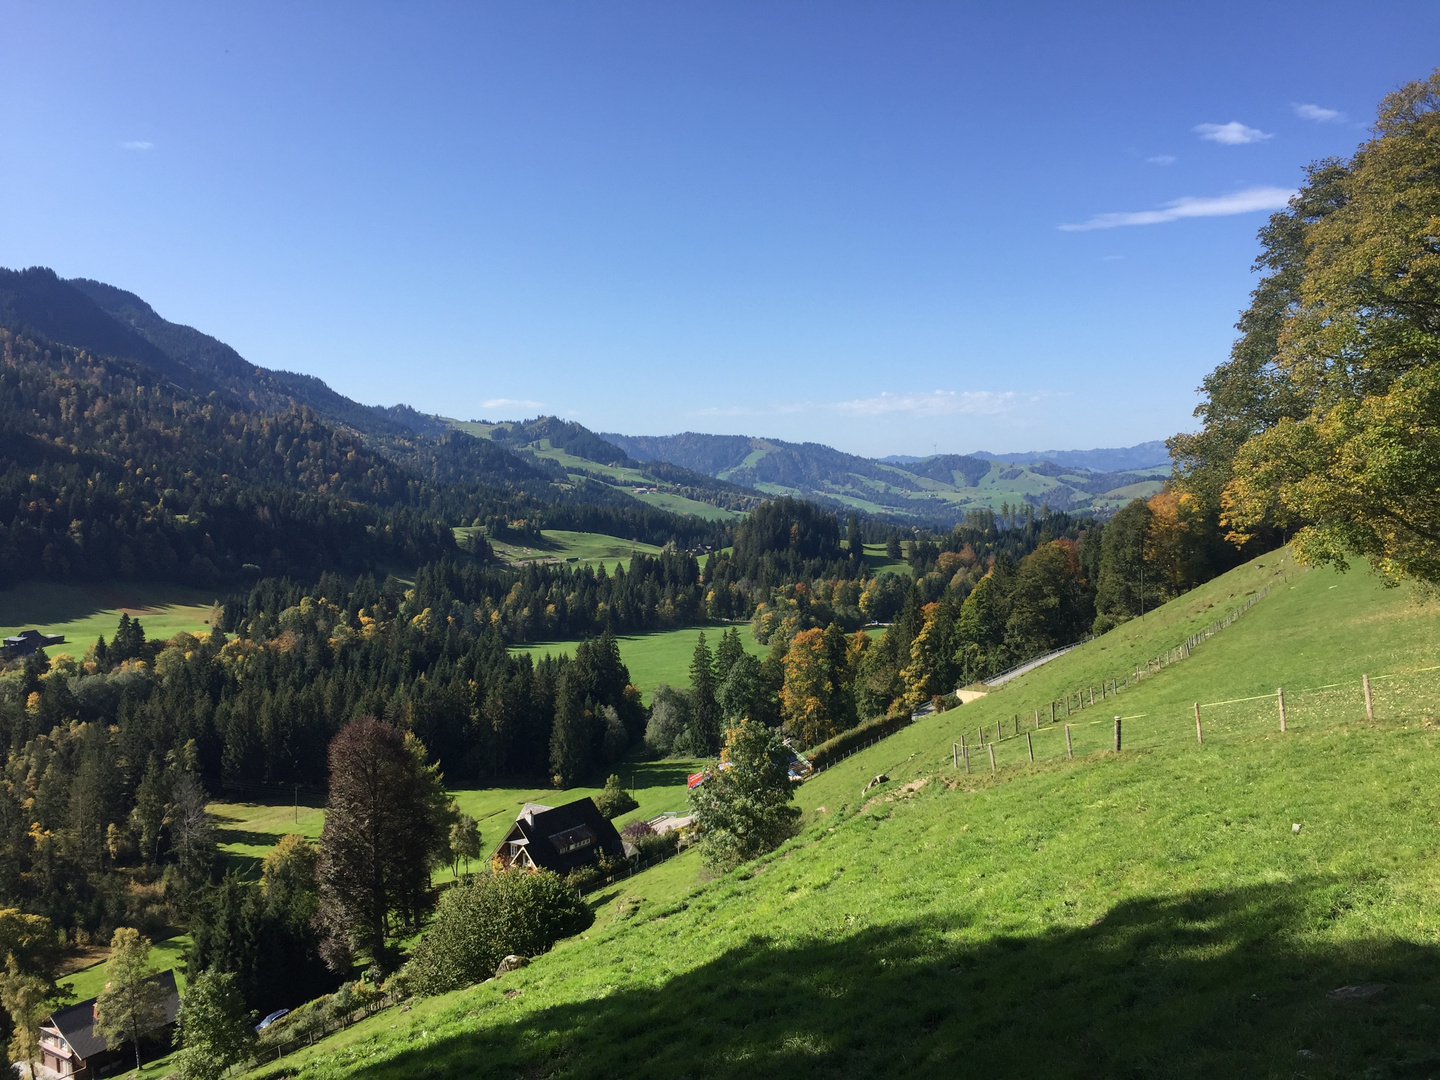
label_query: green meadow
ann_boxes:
[457,527,665,569]
[63,934,191,1003]
[510,624,769,702]
[209,759,704,889]
[245,549,1440,1079]
[860,542,909,577]
[0,580,218,655]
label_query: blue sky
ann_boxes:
[1,3,1435,457]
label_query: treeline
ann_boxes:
[651,496,1245,753]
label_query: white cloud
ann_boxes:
[1194,121,1271,145]
[482,397,544,412]
[834,391,1021,417]
[1059,186,1295,231]
[1293,102,1345,123]
[1147,154,1176,165]
[121,140,154,151]
[696,390,1034,419]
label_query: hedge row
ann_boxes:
[803,712,915,771]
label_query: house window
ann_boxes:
[547,825,596,854]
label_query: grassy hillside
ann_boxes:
[510,625,769,702]
[246,551,1440,1079]
[0,580,218,653]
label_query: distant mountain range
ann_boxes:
[596,431,1168,522]
[0,265,1171,527]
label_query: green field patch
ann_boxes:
[628,489,743,520]
[510,625,768,702]
[861,543,910,577]
[0,580,219,654]
[472,529,666,569]
[209,759,704,887]
[64,934,192,1003]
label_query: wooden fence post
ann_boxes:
[1363,674,1373,721]
[1194,702,1203,745]
[996,719,1002,740]
[1113,716,1122,753]
[1051,701,1056,724]
[1026,732,1034,762]
[1277,688,1286,731]
[1065,724,1073,759]
[988,744,996,774]
[953,743,959,768]
[1089,687,1095,707]
[964,744,971,774]
[1014,714,1019,736]
[1034,709,1040,729]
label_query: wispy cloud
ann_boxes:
[121,140,154,151]
[1194,121,1271,145]
[696,390,1035,419]
[835,391,1022,417]
[1147,154,1176,165]
[1293,102,1345,123]
[1059,186,1295,231]
[482,397,544,412]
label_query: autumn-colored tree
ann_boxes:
[0,958,54,1079]
[1191,70,1440,586]
[93,928,169,1074]
[901,601,958,709]
[316,719,452,974]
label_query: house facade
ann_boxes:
[491,797,628,874]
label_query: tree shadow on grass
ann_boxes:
[334,879,1440,1080]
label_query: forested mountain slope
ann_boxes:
[247,552,1440,1079]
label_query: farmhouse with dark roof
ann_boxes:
[38,969,179,1078]
[3,628,66,659]
[492,797,627,874]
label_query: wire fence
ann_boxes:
[949,586,1274,765]
[576,847,686,895]
[243,994,397,1070]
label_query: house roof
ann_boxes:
[44,969,179,1060]
[493,797,625,874]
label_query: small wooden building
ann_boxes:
[492,798,627,874]
[2,629,66,659]
[38,969,180,1078]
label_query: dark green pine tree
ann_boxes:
[714,627,745,686]
[548,671,590,788]
[689,632,721,754]
[847,513,863,565]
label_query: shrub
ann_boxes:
[399,871,592,996]
[804,712,915,771]
[594,774,639,819]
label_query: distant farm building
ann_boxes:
[492,798,627,874]
[39,969,180,1078]
[3,629,65,659]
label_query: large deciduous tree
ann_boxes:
[1178,69,1440,587]
[93,928,169,1075]
[315,718,452,974]
[690,718,800,869]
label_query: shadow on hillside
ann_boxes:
[347,879,1440,1080]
